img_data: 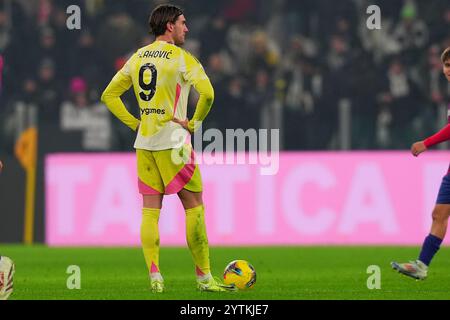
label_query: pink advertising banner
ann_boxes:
[45,151,450,246]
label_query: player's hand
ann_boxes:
[172,117,191,132]
[411,141,427,157]
[0,160,3,173]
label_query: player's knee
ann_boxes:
[143,195,163,209]
[178,190,203,209]
[181,197,203,209]
[432,208,449,222]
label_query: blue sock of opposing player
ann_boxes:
[418,234,443,266]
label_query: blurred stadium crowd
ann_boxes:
[0,0,450,154]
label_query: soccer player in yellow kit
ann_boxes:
[101,5,234,293]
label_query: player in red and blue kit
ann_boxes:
[392,47,450,280]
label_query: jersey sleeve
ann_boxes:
[424,124,450,148]
[187,79,214,132]
[180,50,209,86]
[179,50,214,132]
[101,54,140,131]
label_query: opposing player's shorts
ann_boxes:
[137,144,202,195]
[436,174,450,204]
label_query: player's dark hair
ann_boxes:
[148,4,183,37]
[441,47,450,63]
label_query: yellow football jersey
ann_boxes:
[102,40,213,150]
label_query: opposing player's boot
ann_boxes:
[391,260,428,280]
[0,256,15,300]
[197,276,237,292]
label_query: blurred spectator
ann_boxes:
[378,58,422,148]
[326,34,352,73]
[60,77,112,151]
[199,15,229,61]
[68,29,101,93]
[36,58,61,124]
[247,31,280,75]
[36,27,62,70]
[203,53,230,131]
[96,8,142,76]
[248,69,275,131]
[0,6,10,51]
[225,20,253,71]
[1,77,38,153]
[427,5,450,45]
[224,76,247,131]
[416,45,450,138]
[319,34,353,148]
[392,1,428,65]
[282,35,321,150]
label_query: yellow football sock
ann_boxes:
[185,204,211,276]
[141,208,161,274]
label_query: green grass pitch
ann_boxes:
[1,245,450,300]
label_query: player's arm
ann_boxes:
[187,79,214,132]
[411,124,450,157]
[101,58,140,131]
[174,51,214,133]
[0,160,3,173]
